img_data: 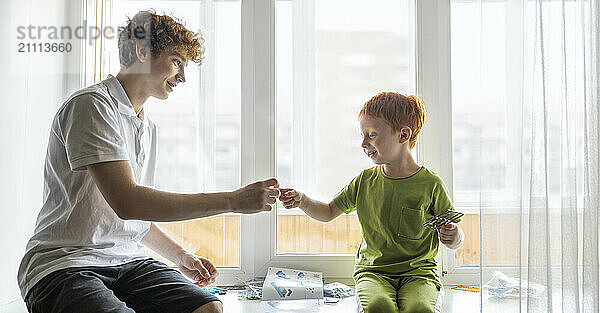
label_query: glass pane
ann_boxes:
[107,0,240,267]
[276,0,415,254]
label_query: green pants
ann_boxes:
[355,272,442,313]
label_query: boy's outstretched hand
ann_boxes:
[438,222,461,247]
[278,188,304,209]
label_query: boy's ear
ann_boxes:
[135,44,149,63]
[398,126,412,144]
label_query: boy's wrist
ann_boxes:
[297,192,307,209]
[446,227,463,249]
[172,247,193,265]
[455,227,464,246]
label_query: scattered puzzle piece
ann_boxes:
[450,285,480,292]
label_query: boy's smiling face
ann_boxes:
[149,48,188,99]
[359,116,409,164]
[138,47,189,100]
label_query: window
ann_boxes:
[450,1,514,268]
[103,0,242,268]
[90,0,455,282]
[275,0,415,255]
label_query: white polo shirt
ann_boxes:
[17,75,158,298]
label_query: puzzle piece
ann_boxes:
[203,287,227,295]
[421,209,464,230]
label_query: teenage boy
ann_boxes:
[17,11,278,313]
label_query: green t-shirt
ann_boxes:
[333,165,458,278]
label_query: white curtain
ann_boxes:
[451,0,599,312]
[0,0,82,305]
[520,0,599,311]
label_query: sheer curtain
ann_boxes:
[0,0,83,305]
[519,0,599,311]
[451,0,599,312]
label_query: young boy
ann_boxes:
[279,92,464,313]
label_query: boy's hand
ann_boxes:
[230,178,279,214]
[177,252,219,287]
[278,188,304,209]
[438,222,460,246]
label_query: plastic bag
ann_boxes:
[483,271,546,298]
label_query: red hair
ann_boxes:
[358,92,426,149]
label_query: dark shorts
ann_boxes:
[24,258,220,313]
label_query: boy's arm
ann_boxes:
[439,223,464,250]
[300,196,344,222]
[87,160,278,221]
[141,223,218,286]
[141,223,188,264]
[280,189,343,222]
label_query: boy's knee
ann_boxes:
[191,300,223,313]
[402,300,435,313]
[365,295,397,313]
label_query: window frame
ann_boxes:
[413,0,461,284]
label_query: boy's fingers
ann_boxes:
[263,178,279,187]
[441,227,456,234]
[286,200,301,208]
[277,189,295,200]
[293,192,303,201]
[440,234,454,241]
[202,259,218,277]
[439,225,453,233]
[193,260,210,279]
[440,222,456,229]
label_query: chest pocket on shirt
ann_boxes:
[395,207,427,240]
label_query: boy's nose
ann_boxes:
[177,70,186,83]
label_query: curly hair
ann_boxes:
[358,92,426,149]
[118,10,205,68]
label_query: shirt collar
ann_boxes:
[103,74,137,117]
